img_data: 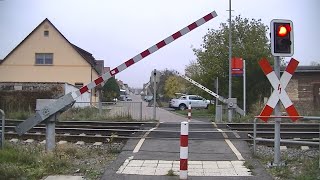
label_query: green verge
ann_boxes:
[0,143,118,180]
[254,152,320,180]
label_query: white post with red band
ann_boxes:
[258,58,300,122]
[188,102,191,122]
[180,121,189,179]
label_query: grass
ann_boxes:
[59,107,134,121]
[6,107,136,121]
[174,108,214,118]
[166,169,177,176]
[0,142,118,180]
[254,150,320,180]
[6,110,32,120]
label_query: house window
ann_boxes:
[35,53,53,65]
[75,83,84,89]
[44,30,49,37]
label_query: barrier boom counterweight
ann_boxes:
[15,11,218,135]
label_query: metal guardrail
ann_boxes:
[0,109,5,149]
[252,116,320,169]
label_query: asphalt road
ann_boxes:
[130,94,203,123]
[101,118,273,180]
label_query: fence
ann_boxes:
[69,101,143,121]
[0,109,5,149]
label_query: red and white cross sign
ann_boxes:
[258,58,300,122]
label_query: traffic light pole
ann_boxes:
[273,56,281,166]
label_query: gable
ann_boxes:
[1,19,99,76]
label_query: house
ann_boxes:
[0,18,105,109]
[283,65,320,114]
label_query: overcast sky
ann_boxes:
[0,0,319,88]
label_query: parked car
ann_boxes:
[169,95,210,110]
[144,95,153,102]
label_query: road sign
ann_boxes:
[231,57,243,77]
[15,11,218,135]
[258,58,299,122]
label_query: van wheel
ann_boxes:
[179,104,187,111]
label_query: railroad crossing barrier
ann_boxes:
[215,105,223,122]
[252,116,320,168]
[36,99,61,152]
[180,121,189,179]
[15,10,218,136]
[0,109,5,149]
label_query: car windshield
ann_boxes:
[179,96,187,100]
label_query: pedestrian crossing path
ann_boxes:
[116,158,252,176]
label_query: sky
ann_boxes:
[0,0,319,88]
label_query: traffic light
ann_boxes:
[271,19,294,57]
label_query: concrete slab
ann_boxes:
[24,139,34,143]
[93,142,103,146]
[117,159,252,176]
[9,138,19,143]
[280,146,287,151]
[44,175,84,180]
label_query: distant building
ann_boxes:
[282,65,320,114]
[0,18,108,108]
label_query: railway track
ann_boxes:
[3,119,157,143]
[2,120,319,146]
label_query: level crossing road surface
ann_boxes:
[102,112,273,179]
[130,94,203,123]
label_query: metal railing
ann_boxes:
[0,109,5,149]
[72,101,143,120]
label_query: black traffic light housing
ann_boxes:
[271,19,294,57]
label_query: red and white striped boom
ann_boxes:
[73,11,218,99]
[16,11,218,135]
[174,70,245,116]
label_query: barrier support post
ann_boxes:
[180,121,189,179]
[188,102,191,122]
[46,113,59,152]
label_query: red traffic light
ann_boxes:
[277,24,291,37]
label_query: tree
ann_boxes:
[186,15,273,112]
[102,77,120,101]
[164,75,186,99]
[157,69,175,100]
[310,61,320,66]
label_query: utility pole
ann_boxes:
[228,0,233,122]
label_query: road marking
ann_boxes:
[212,122,218,128]
[133,123,160,153]
[225,139,245,160]
[217,128,228,139]
[213,122,244,161]
[232,131,241,139]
